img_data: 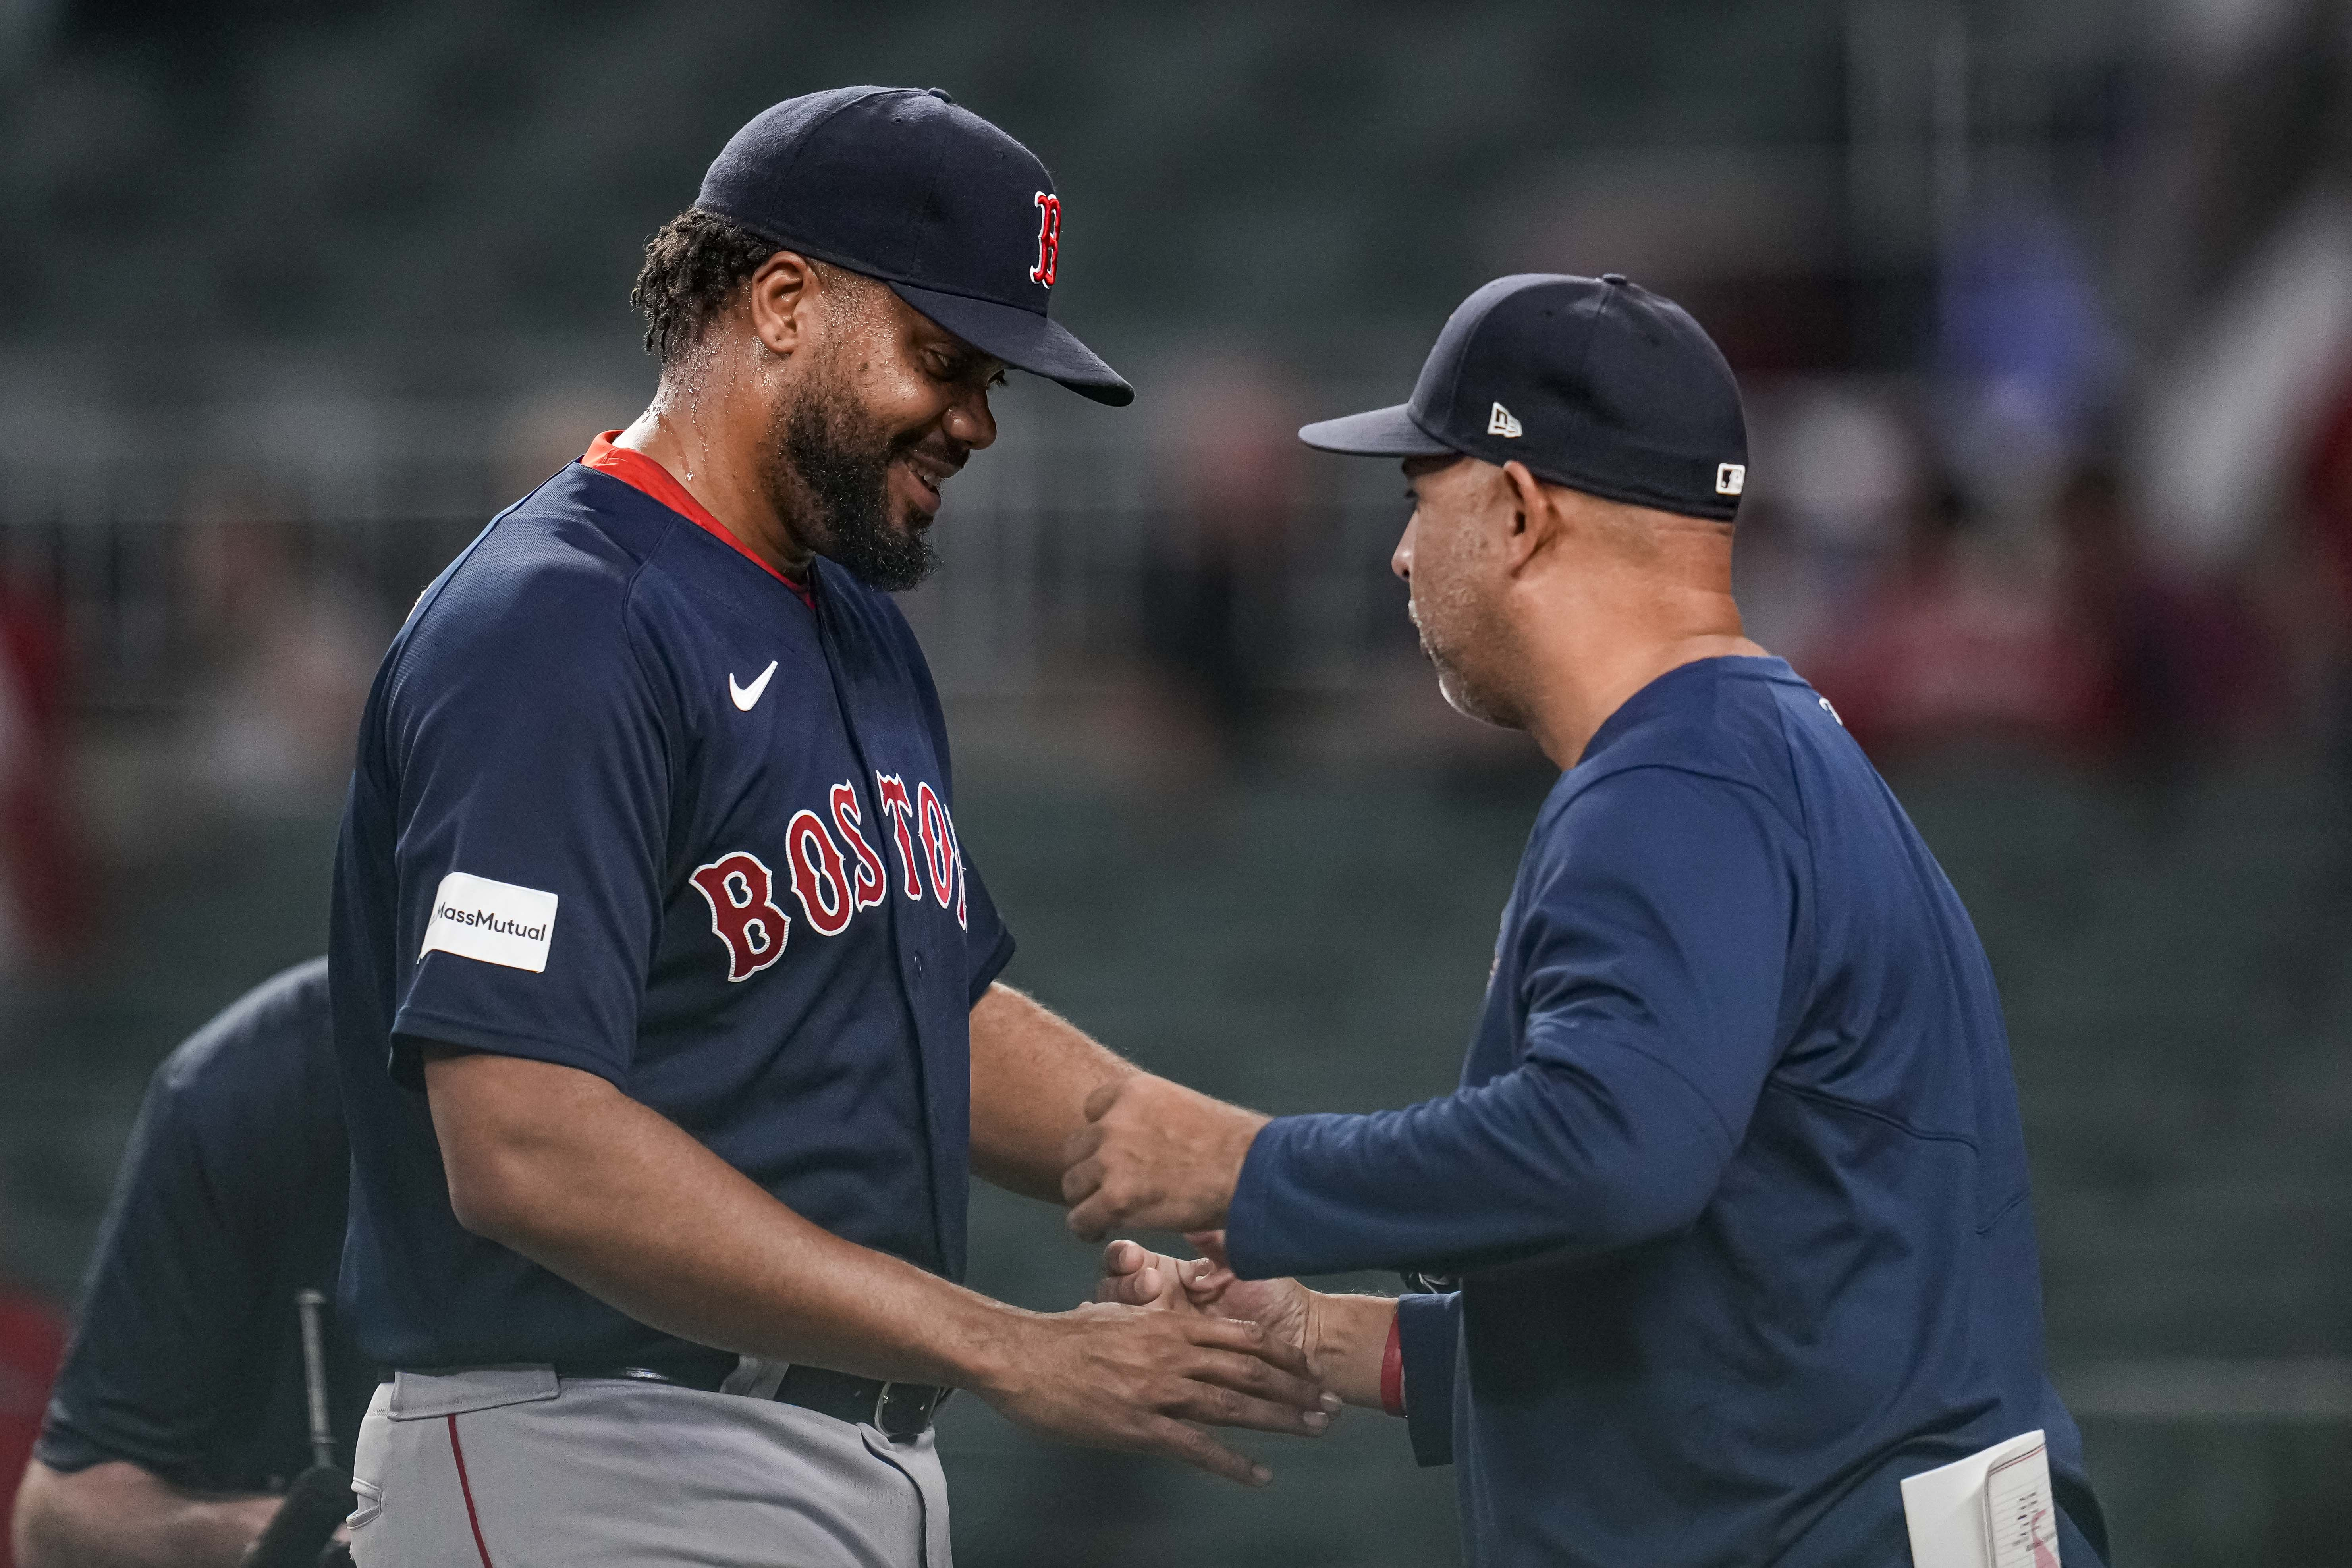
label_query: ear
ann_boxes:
[1499,460,1557,574]
[744,251,819,357]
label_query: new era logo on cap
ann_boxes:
[1715,463,1746,496]
[1488,403,1522,438]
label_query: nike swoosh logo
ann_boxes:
[729,660,778,712]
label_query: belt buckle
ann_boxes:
[872,1381,947,1440]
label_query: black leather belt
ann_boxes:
[774,1365,951,1441]
[556,1361,951,1441]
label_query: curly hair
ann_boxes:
[630,208,782,365]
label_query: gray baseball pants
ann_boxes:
[347,1364,950,1568]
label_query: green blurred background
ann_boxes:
[8,2,2352,1563]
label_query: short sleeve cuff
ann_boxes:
[388,1007,632,1093]
[966,927,1016,1008]
[32,1403,205,1488]
[31,1418,111,1476]
[1396,1291,1460,1468]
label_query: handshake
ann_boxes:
[957,1075,1399,1490]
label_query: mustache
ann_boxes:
[894,430,967,476]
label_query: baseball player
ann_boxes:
[1065,274,2113,1565]
[13,958,376,1568]
[329,87,1330,1568]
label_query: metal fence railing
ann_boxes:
[0,427,1425,717]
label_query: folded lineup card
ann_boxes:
[1900,1429,2061,1568]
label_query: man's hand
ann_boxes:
[238,1466,352,1568]
[1093,1234,1401,1413]
[1061,1076,1269,1240]
[970,1300,1336,1487]
[1096,1233,1315,1356]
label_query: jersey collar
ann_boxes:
[582,432,814,608]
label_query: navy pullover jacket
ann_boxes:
[1225,657,2105,1567]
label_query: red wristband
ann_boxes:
[1380,1310,1406,1417]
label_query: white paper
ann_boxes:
[1901,1430,2056,1568]
[1984,1435,2060,1568]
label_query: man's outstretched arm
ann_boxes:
[967,982,1136,1203]
[1063,769,1792,1279]
[424,1045,1332,1487]
[12,1458,279,1568]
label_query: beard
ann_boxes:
[1410,593,1518,729]
[760,374,941,593]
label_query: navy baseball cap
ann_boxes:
[1300,274,1747,520]
[697,86,1133,407]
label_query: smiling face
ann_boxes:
[1392,452,1527,729]
[758,269,1003,590]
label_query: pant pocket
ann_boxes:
[347,1475,383,1531]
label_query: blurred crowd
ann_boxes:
[1742,388,2302,780]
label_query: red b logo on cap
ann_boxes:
[1029,192,1060,287]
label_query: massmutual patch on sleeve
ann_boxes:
[420,871,560,973]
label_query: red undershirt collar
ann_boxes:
[582,431,814,608]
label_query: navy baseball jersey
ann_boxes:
[329,437,1012,1372]
[37,959,375,1492]
[1226,657,2103,1567]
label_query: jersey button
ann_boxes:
[912,952,926,978]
